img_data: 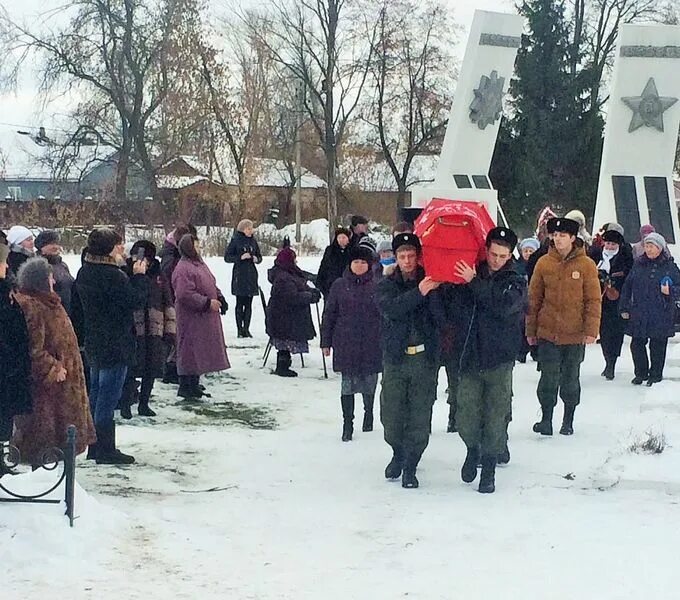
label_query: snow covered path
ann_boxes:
[5,257,680,599]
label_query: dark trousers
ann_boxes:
[536,341,585,409]
[122,373,156,408]
[631,337,668,380]
[89,365,128,426]
[236,296,253,332]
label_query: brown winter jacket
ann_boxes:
[12,291,95,463]
[526,243,601,345]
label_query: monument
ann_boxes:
[409,10,524,224]
[593,24,680,250]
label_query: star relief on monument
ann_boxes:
[622,78,678,133]
[469,70,505,130]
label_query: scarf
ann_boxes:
[597,248,619,274]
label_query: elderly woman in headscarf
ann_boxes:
[224,219,262,338]
[266,245,321,377]
[172,234,230,400]
[593,226,634,380]
[6,225,35,279]
[620,232,680,386]
[12,257,95,466]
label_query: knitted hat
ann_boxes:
[357,235,376,253]
[644,232,666,251]
[7,225,33,246]
[349,245,374,264]
[17,257,52,295]
[376,240,393,254]
[519,237,540,252]
[0,243,9,265]
[640,224,656,238]
[275,245,297,268]
[547,217,580,237]
[178,234,199,260]
[392,232,421,254]
[35,230,60,251]
[486,227,518,250]
[602,230,625,246]
[87,228,119,256]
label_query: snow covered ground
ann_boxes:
[3,255,680,599]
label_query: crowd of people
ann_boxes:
[0,210,678,496]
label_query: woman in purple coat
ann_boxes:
[321,245,382,441]
[172,235,230,399]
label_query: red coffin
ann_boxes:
[414,199,495,284]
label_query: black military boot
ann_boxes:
[478,455,496,494]
[384,448,403,480]
[401,453,419,489]
[362,394,374,432]
[461,445,480,483]
[533,406,554,436]
[602,358,616,380]
[274,351,298,377]
[559,405,576,436]
[446,405,457,433]
[341,395,354,442]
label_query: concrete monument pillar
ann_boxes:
[410,10,524,223]
[593,24,680,250]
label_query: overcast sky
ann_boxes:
[0,0,516,131]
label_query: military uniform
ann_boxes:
[378,236,439,489]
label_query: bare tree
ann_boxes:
[0,0,198,200]
[361,0,455,208]
[244,0,378,233]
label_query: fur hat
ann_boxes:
[0,243,9,265]
[87,228,119,256]
[602,230,625,246]
[644,232,666,251]
[349,245,374,264]
[486,227,518,250]
[7,225,33,246]
[35,230,60,251]
[334,226,351,241]
[392,232,421,254]
[604,222,624,236]
[130,240,157,260]
[17,257,52,294]
[547,217,580,237]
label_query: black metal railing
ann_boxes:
[0,425,77,527]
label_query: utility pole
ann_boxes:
[295,82,303,243]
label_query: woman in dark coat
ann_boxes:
[266,245,321,377]
[593,228,634,380]
[13,258,96,466]
[35,230,76,315]
[121,241,176,417]
[321,245,382,441]
[620,232,680,386]
[6,225,35,281]
[0,243,32,475]
[224,219,262,338]
[172,234,230,399]
[316,227,351,298]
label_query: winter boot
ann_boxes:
[602,358,616,381]
[401,453,419,489]
[274,351,298,377]
[559,405,576,436]
[362,394,374,432]
[461,445,480,483]
[384,448,403,480]
[497,443,510,465]
[446,405,457,433]
[137,378,157,417]
[95,421,135,465]
[162,362,179,385]
[86,444,97,460]
[478,455,497,494]
[341,395,354,442]
[631,376,646,385]
[533,406,554,436]
[178,376,202,400]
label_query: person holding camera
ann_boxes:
[620,232,680,386]
[591,226,633,380]
[265,245,321,378]
[75,228,149,464]
[172,234,230,399]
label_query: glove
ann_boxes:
[219,296,229,315]
[605,286,620,302]
[310,288,322,304]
